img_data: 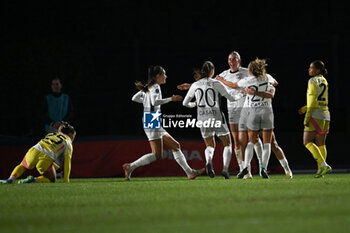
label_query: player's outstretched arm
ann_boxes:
[177,83,192,90]
[215,75,239,88]
[171,95,183,102]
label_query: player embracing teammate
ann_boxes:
[216,53,292,179]
[125,56,333,180]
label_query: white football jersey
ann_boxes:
[183,78,240,121]
[132,84,172,112]
[238,74,275,109]
[219,67,249,108]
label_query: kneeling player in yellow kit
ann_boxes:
[0,122,76,184]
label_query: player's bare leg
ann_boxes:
[230,124,243,173]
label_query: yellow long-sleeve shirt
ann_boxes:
[301,75,330,125]
[34,132,73,183]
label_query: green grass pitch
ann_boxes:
[1,174,350,233]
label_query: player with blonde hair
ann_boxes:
[215,51,249,174]
[298,60,331,178]
[0,122,76,184]
[216,58,275,178]
[216,57,292,179]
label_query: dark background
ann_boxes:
[1,1,349,169]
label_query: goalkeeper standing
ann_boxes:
[298,60,332,178]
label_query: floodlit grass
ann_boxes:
[1,174,350,233]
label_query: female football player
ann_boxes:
[178,52,254,178]
[182,61,243,179]
[216,59,292,179]
[0,122,76,184]
[218,58,275,179]
[123,65,204,180]
[298,60,331,178]
[215,51,249,174]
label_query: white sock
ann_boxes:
[222,146,232,172]
[279,158,291,172]
[9,176,15,181]
[247,164,251,175]
[173,150,193,175]
[130,153,157,171]
[205,146,215,165]
[244,142,254,168]
[234,149,243,172]
[254,138,263,166]
[262,143,271,169]
[321,161,329,167]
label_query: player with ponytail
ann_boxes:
[298,60,332,178]
[182,61,243,179]
[123,65,204,180]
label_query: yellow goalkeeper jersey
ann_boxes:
[33,132,73,182]
[303,75,330,123]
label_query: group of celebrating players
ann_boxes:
[124,51,332,180]
[1,51,332,184]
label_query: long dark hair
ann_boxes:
[193,61,215,81]
[135,65,165,92]
[312,60,328,75]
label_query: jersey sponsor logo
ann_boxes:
[143,111,162,129]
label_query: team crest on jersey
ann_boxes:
[143,111,161,129]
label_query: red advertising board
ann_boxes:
[0,139,258,179]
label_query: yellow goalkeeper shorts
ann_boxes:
[304,117,330,134]
[21,147,55,174]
